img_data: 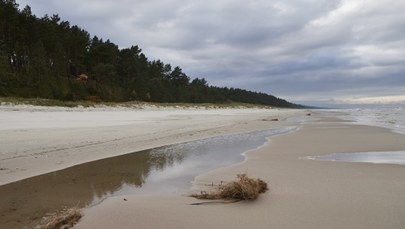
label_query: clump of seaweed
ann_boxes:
[40,207,82,229]
[191,174,268,201]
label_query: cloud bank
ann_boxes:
[17,0,405,106]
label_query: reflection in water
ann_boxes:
[0,127,296,228]
[307,151,405,165]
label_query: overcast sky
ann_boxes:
[17,0,405,106]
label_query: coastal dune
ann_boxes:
[75,112,405,229]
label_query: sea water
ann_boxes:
[340,106,405,135]
[307,151,405,165]
[308,106,405,165]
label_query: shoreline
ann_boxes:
[76,111,405,229]
[0,106,305,185]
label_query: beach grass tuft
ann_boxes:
[191,174,268,200]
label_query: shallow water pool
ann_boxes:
[306,151,405,165]
[0,127,296,228]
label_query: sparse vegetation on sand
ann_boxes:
[0,97,275,109]
[39,207,82,229]
[191,174,268,201]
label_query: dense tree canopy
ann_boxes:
[0,0,302,108]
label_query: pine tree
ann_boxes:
[28,40,49,85]
[0,1,301,107]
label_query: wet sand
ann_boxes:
[0,129,294,228]
[76,112,405,229]
[0,106,306,227]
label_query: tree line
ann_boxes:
[0,0,302,108]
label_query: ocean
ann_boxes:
[307,106,405,165]
[339,106,405,135]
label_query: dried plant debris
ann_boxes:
[39,207,82,229]
[191,174,268,201]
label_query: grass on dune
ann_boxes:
[0,97,273,109]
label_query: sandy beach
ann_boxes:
[0,105,302,186]
[74,111,405,229]
[1,106,405,229]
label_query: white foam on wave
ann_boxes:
[339,106,405,134]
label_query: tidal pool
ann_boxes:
[306,151,405,165]
[0,127,296,228]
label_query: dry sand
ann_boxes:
[75,111,405,229]
[0,105,302,185]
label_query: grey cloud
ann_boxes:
[17,0,405,106]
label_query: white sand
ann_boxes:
[0,104,303,185]
[75,111,405,229]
